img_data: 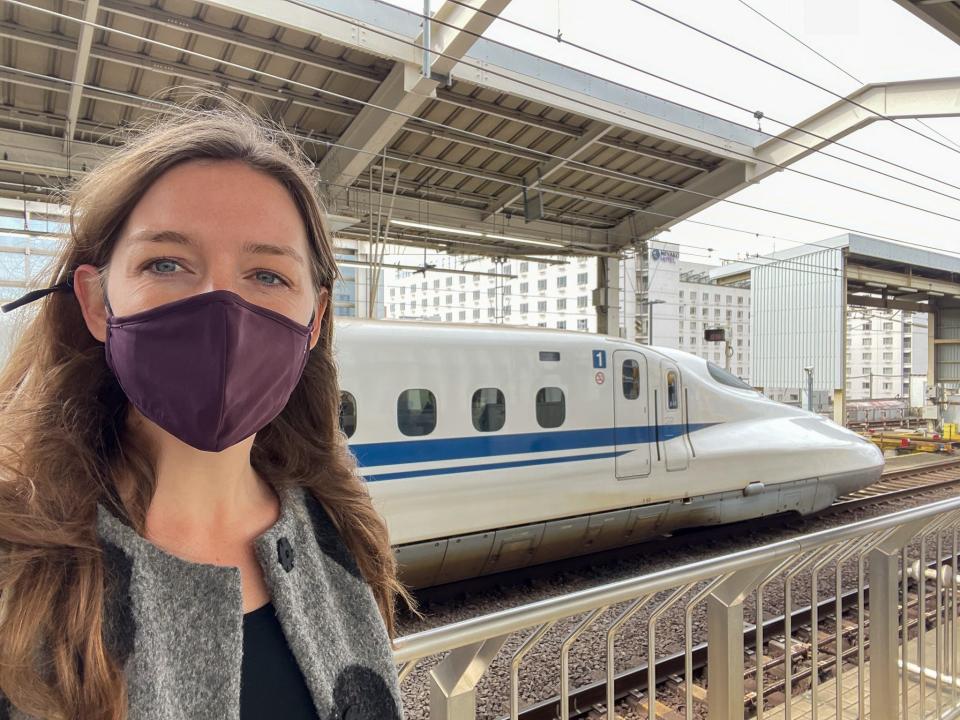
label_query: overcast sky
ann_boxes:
[380,0,960,266]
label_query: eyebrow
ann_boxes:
[131,230,304,265]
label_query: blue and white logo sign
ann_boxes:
[592,349,607,369]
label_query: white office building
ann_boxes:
[844,309,929,400]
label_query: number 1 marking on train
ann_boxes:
[593,349,606,369]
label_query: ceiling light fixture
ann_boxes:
[483,233,564,248]
[390,219,483,237]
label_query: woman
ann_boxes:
[0,96,406,719]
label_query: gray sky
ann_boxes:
[382,0,960,266]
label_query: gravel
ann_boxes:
[397,482,960,720]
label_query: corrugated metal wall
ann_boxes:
[751,248,844,391]
[937,309,960,384]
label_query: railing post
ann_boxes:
[707,560,781,720]
[429,635,509,720]
[868,518,933,720]
[869,547,900,720]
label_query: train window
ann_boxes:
[397,389,437,436]
[339,391,357,438]
[472,388,506,432]
[536,387,565,428]
[666,371,679,410]
[539,351,560,362]
[622,359,640,400]
[707,362,755,391]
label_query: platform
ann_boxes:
[763,616,959,719]
[884,452,960,473]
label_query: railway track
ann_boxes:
[513,561,954,720]
[828,456,960,513]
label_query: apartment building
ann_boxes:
[844,308,929,400]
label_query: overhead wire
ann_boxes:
[732,0,960,156]
[11,0,960,266]
[443,0,960,201]
[271,0,960,255]
[0,65,912,274]
[626,0,960,158]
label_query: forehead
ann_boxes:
[120,159,309,248]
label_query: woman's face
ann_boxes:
[75,159,327,348]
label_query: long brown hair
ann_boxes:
[0,94,408,720]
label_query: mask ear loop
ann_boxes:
[1,275,74,313]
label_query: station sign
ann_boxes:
[704,328,726,342]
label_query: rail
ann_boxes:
[394,494,960,719]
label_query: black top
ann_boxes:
[240,602,319,720]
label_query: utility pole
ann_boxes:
[804,366,814,412]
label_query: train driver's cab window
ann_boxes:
[622,359,640,400]
[472,388,506,432]
[536,387,565,428]
[666,371,679,410]
[398,389,437,436]
[339,391,357,438]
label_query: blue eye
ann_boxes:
[150,259,179,273]
[255,270,286,287]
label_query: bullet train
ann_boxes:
[333,320,884,588]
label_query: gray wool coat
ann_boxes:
[0,486,403,720]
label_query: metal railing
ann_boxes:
[393,495,960,720]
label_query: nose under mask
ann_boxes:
[104,290,314,452]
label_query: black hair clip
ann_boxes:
[1,275,75,314]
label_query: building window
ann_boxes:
[863,338,872,346]
[459,292,466,303]
[557,320,566,329]
[537,301,547,313]
[520,282,529,294]
[339,391,357,438]
[433,279,440,289]
[557,298,567,310]
[577,272,589,285]
[472,388,505,432]
[459,275,466,285]
[473,309,480,320]
[445,312,452,322]
[578,296,589,308]
[473,291,480,301]
[538,279,548,291]
[520,303,529,314]
[536,387,565,428]
[520,262,529,272]
[397,389,436,436]
[577,318,588,331]
[445,276,453,287]
[459,311,466,321]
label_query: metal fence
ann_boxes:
[393,495,960,720]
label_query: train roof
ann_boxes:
[335,317,638,345]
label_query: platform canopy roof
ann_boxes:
[3,0,960,262]
[893,0,960,45]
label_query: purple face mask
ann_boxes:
[104,290,314,452]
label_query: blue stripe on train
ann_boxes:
[348,422,715,468]
[363,450,630,482]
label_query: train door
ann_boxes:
[659,361,689,471]
[613,350,651,479]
